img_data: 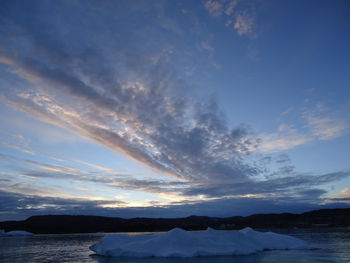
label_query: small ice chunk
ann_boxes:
[1,230,33,236]
[90,227,311,258]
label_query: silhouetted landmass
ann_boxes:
[0,208,349,234]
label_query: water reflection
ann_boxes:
[90,247,350,263]
[90,250,329,263]
[90,254,264,263]
[0,228,349,263]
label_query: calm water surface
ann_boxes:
[0,228,349,263]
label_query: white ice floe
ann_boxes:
[90,227,311,258]
[0,230,33,236]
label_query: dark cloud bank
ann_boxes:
[1,189,350,221]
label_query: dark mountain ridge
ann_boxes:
[1,208,349,234]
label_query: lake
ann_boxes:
[0,228,349,263]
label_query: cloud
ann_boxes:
[204,1,224,17]
[0,140,35,155]
[0,1,349,221]
[257,104,350,152]
[234,13,254,36]
[1,188,349,221]
[258,129,310,152]
[2,151,348,208]
[0,152,188,197]
[330,188,350,199]
[204,0,255,37]
[0,190,127,220]
[74,160,122,174]
[182,171,350,198]
[326,188,350,204]
[2,142,349,217]
[0,0,259,187]
[155,1,183,35]
[225,0,238,16]
[0,55,14,65]
[303,107,349,140]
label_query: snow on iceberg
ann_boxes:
[90,227,311,258]
[0,230,33,236]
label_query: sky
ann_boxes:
[0,0,350,221]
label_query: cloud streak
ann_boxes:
[258,105,350,152]
[204,0,255,36]
[1,187,349,221]
[0,153,187,197]
[0,0,259,188]
[1,151,349,209]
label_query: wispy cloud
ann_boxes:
[204,0,224,17]
[330,188,350,199]
[225,0,238,16]
[0,55,14,65]
[204,0,255,36]
[183,171,350,199]
[303,106,349,140]
[1,148,349,210]
[0,1,344,192]
[0,152,187,198]
[74,160,121,174]
[0,28,257,186]
[1,185,349,221]
[326,188,350,204]
[0,140,35,155]
[234,13,254,36]
[0,189,127,220]
[258,128,310,153]
[258,104,350,152]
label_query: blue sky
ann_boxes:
[0,0,349,221]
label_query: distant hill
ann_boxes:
[0,208,349,234]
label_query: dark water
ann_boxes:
[0,228,349,263]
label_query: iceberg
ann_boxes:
[90,227,311,258]
[0,230,33,236]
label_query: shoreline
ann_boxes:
[1,208,349,235]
